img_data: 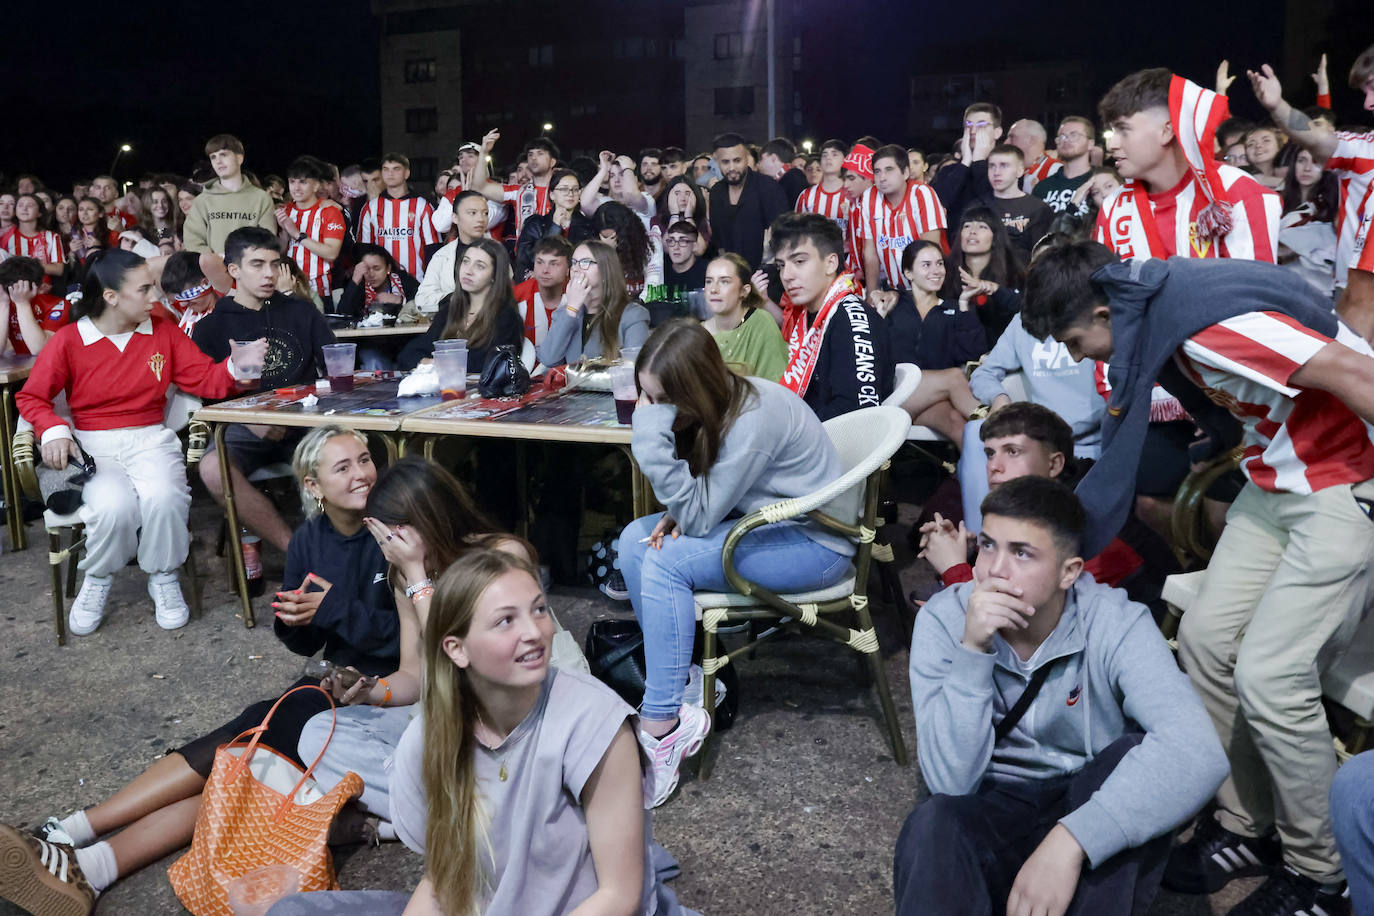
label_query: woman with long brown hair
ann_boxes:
[537,239,650,366]
[398,237,524,372]
[619,319,854,806]
[262,549,699,916]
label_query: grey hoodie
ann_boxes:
[969,313,1103,455]
[631,377,854,558]
[909,574,1228,867]
[183,179,277,254]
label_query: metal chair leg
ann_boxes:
[66,524,82,597]
[48,530,67,646]
[184,534,203,619]
[854,600,908,766]
[699,620,721,781]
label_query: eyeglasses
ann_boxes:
[553,184,580,194]
[664,237,694,247]
[1224,154,1248,164]
[569,257,596,269]
[1056,132,1088,141]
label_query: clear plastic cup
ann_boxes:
[229,340,264,393]
[321,343,357,392]
[433,338,468,353]
[618,347,641,366]
[226,864,301,916]
[435,348,469,400]
[608,364,638,425]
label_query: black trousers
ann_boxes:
[893,734,1171,916]
[174,677,332,778]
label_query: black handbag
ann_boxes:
[584,618,738,730]
[585,618,648,708]
[478,345,531,398]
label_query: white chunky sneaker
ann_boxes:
[68,575,113,636]
[147,572,189,630]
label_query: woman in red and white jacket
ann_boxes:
[16,249,265,636]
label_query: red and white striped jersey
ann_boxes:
[1093,166,1280,262]
[1327,130,1374,284]
[856,181,947,289]
[796,182,848,224]
[359,194,439,280]
[1174,312,1374,493]
[284,201,346,297]
[844,205,866,290]
[502,183,550,237]
[1,227,63,264]
[1022,155,1062,194]
[514,278,560,348]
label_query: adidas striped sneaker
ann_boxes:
[1162,812,1281,894]
[0,822,95,916]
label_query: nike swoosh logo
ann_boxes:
[373,573,387,584]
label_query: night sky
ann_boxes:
[4,0,1365,191]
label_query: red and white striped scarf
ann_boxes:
[781,274,859,397]
[363,272,405,309]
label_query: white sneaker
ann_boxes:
[68,575,113,636]
[683,664,727,710]
[637,704,712,808]
[147,573,189,630]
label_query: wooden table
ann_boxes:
[400,387,654,528]
[332,321,430,340]
[0,356,35,551]
[192,377,448,626]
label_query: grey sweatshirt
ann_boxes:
[909,574,1228,867]
[969,314,1103,454]
[631,377,854,558]
[536,301,651,367]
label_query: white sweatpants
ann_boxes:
[74,425,190,578]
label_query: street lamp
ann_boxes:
[802,140,813,153]
[109,143,132,176]
[542,122,554,132]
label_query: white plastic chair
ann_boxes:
[883,362,946,443]
[691,405,912,777]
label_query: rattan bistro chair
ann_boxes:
[692,405,912,777]
[11,395,207,645]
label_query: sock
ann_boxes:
[377,820,397,842]
[58,810,96,847]
[74,841,117,893]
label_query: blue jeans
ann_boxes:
[619,514,851,722]
[959,420,988,535]
[1332,750,1374,910]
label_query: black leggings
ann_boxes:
[173,677,333,778]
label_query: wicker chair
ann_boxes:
[692,405,912,777]
[11,395,208,645]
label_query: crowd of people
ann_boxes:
[2,42,1374,916]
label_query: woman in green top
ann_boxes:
[701,252,789,381]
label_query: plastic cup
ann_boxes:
[229,340,263,393]
[433,338,468,354]
[435,348,469,400]
[685,289,709,321]
[618,346,641,366]
[226,864,301,916]
[322,343,357,392]
[608,364,637,425]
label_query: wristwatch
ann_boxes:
[296,231,307,243]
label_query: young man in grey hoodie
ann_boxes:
[896,476,1227,916]
[182,134,277,255]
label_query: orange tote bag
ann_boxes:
[168,685,364,916]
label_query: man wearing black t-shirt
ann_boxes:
[986,144,1052,267]
[1033,116,1097,220]
[663,220,707,299]
[759,137,811,207]
[708,132,790,269]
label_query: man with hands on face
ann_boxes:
[896,476,1228,916]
